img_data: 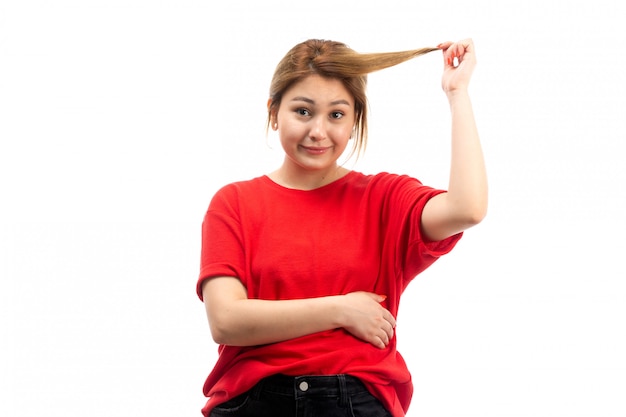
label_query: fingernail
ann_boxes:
[378,294,387,301]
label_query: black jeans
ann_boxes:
[209,374,392,417]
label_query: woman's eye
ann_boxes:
[331,111,344,119]
[296,108,310,116]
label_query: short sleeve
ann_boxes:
[404,187,462,280]
[375,174,462,283]
[196,185,247,300]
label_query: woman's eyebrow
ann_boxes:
[290,96,351,106]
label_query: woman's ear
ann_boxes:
[267,98,278,131]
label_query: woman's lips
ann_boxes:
[301,145,330,154]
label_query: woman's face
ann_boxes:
[272,75,355,176]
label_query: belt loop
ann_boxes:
[337,374,348,407]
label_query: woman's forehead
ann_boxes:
[282,75,354,105]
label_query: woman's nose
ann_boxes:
[309,117,327,141]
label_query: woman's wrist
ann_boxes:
[445,87,471,102]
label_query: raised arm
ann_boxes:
[421,38,488,241]
[202,276,396,349]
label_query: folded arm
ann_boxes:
[202,276,396,349]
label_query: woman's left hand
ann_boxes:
[438,38,477,94]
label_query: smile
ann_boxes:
[300,145,331,155]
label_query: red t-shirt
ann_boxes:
[197,171,462,416]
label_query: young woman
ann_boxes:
[197,38,487,417]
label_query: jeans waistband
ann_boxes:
[254,374,368,400]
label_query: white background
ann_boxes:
[1,1,625,416]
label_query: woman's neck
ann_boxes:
[268,164,351,191]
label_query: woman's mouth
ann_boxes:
[300,145,330,155]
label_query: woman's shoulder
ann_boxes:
[353,171,425,189]
[206,176,269,208]
[214,175,268,194]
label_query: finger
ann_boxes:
[378,331,390,348]
[384,322,394,341]
[371,335,386,349]
[437,41,453,51]
[364,292,387,303]
[454,39,476,63]
[460,38,475,53]
[439,42,454,67]
[443,45,458,68]
[458,42,471,60]
[383,311,396,328]
[446,43,464,65]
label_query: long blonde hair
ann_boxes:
[267,39,438,159]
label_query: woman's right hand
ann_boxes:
[340,292,396,349]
